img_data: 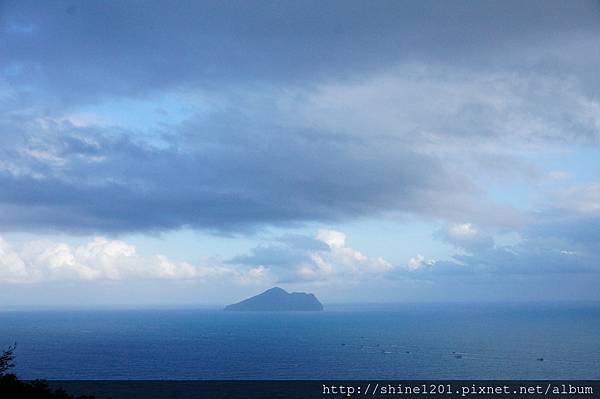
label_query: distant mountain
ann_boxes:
[224,287,324,311]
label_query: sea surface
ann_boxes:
[1,302,599,380]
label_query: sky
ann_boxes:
[1,0,600,306]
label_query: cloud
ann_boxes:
[448,241,593,276]
[316,229,346,248]
[524,210,600,250]
[3,0,598,107]
[0,114,506,233]
[406,254,435,271]
[0,229,394,285]
[5,57,600,234]
[230,229,393,282]
[298,65,600,147]
[2,2,599,235]
[435,223,495,252]
[0,236,266,284]
[0,1,599,304]
[430,207,600,276]
[0,238,29,283]
[553,183,600,214]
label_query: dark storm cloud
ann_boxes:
[2,0,599,106]
[0,123,478,233]
[0,0,599,233]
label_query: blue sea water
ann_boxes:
[1,302,599,380]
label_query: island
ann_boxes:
[224,287,324,311]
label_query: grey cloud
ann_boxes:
[427,210,600,277]
[0,121,488,233]
[2,0,599,108]
[276,234,330,252]
[0,0,597,235]
[449,242,594,276]
[405,242,593,279]
[524,210,600,250]
[229,244,314,268]
[228,229,393,283]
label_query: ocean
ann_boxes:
[1,302,599,380]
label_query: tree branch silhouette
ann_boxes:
[0,343,16,375]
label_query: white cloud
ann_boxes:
[407,254,436,271]
[0,238,31,283]
[232,229,394,282]
[316,229,346,248]
[0,236,266,284]
[22,149,67,168]
[435,222,495,252]
[1,231,394,285]
[298,230,393,280]
[448,223,479,239]
[560,250,577,256]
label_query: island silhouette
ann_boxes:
[224,287,323,311]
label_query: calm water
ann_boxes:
[1,302,599,380]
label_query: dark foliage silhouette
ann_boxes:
[0,344,95,399]
[0,343,16,375]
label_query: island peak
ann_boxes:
[224,287,323,311]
